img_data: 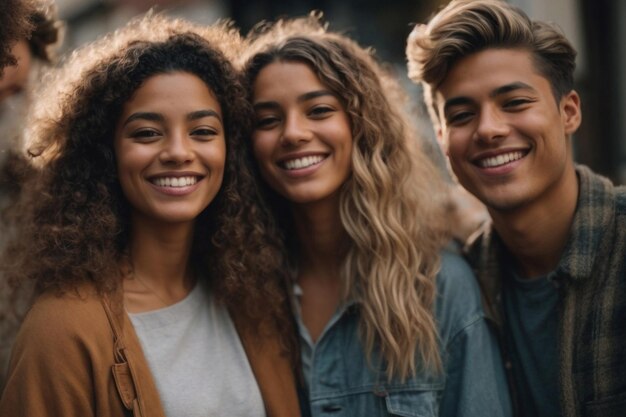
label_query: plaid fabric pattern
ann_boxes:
[465,165,626,417]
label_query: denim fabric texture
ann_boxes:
[296,250,513,417]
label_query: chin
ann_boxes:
[155,210,204,224]
[477,191,532,213]
[282,194,319,205]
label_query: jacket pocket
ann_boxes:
[585,391,626,417]
[384,389,439,417]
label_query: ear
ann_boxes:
[436,125,450,155]
[561,90,582,135]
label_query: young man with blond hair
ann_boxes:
[407,1,626,417]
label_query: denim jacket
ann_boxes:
[296,250,512,417]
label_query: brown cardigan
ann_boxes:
[0,287,301,417]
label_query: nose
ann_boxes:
[280,112,312,147]
[159,131,194,165]
[474,105,510,143]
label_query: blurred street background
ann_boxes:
[53,0,626,184]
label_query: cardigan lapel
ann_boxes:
[234,319,302,417]
[102,295,167,417]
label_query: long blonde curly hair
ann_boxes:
[241,14,451,381]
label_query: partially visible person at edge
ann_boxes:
[0,0,63,152]
[239,14,512,417]
[407,1,626,417]
[0,14,301,417]
[0,2,63,386]
[0,0,36,71]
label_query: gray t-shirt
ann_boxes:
[129,283,265,417]
[503,269,562,417]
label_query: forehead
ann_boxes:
[124,72,220,112]
[436,48,551,101]
[253,61,326,99]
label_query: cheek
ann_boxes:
[213,140,228,162]
[202,141,227,178]
[116,166,138,208]
[343,140,354,172]
[445,134,466,161]
[116,146,146,174]
[251,137,274,169]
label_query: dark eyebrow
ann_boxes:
[298,90,335,102]
[187,109,222,123]
[121,110,222,127]
[443,82,537,115]
[490,82,536,98]
[253,90,336,111]
[122,112,163,126]
[252,101,279,111]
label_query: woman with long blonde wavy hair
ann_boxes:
[240,14,512,417]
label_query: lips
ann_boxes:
[278,154,328,170]
[149,175,202,188]
[475,150,528,168]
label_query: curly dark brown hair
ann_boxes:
[0,0,35,71]
[1,14,293,340]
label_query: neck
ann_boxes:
[291,196,346,278]
[126,214,195,291]
[490,166,579,278]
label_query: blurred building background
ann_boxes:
[53,0,626,184]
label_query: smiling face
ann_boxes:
[436,48,581,212]
[114,71,226,225]
[251,61,353,206]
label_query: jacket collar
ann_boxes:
[465,165,617,325]
[102,293,166,417]
[556,165,616,282]
[231,313,302,417]
[468,165,616,284]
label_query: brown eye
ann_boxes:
[309,106,333,116]
[447,111,474,125]
[503,98,533,109]
[191,128,217,137]
[255,115,280,129]
[132,129,161,140]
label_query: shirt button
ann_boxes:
[505,361,513,369]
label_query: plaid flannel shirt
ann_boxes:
[464,165,626,417]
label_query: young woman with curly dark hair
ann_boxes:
[240,15,512,417]
[0,0,63,386]
[0,14,300,417]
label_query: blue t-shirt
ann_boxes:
[503,268,562,417]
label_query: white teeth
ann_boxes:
[153,176,198,187]
[478,151,525,168]
[283,155,325,170]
